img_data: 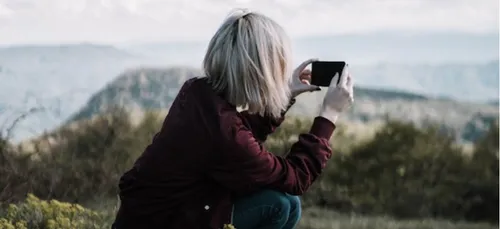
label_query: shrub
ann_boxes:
[0,194,112,229]
[463,120,499,223]
[0,109,497,225]
[0,108,163,204]
[316,120,499,223]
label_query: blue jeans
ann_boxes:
[232,190,302,229]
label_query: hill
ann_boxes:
[0,37,497,141]
[124,32,499,65]
[69,67,498,143]
[0,44,146,141]
[67,67,199,122]
[351,61,499,102]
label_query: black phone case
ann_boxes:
[310,61,346,87]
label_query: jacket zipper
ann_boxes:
[230,204,235,224]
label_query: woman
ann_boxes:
[112,9,354,229]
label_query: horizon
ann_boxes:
[1,30,498,67]
[0,0,498,143]
[0,30,499,47]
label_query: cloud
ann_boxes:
[0,0,498,45]
[0,3,14,17]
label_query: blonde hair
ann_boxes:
[203,9,293,118]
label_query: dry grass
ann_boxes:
[85,198,496,229]
[297,208,496,229]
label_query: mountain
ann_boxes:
[292,31,499,65]
[489,100,500,106]
[70,67,499,143]
[0,43,141,107]
[0,43,146,141]
[0,32,497,141]
[122,32,500,101]
[351,61,499,102]
[122,31,499,65]
[68,67,201,122]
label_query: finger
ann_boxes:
[299,72,312,81]
[297,84,320,93]
[346,74,354,92]
[338,65,349,88]
[301,79,311,85]
[295,58,318,74]
[301,69,311,75]
[329,73,340,88]
[346,73,352,86]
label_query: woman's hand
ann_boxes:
[290,58,321,98]
[319,66,354,124]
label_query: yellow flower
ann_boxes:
[14,220,27,229]
[46,219,57,229]
[26,193,39,202]
[223,224,236,229]
[55,216,71,228]
[6,204,17,219]
[0,218,15,229]
[2,193,112,229]
[73,204,85,212]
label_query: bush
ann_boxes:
[0,194,112,229]
[463,120,499,223]
[310,120,499,223]
[0,108,497,225]
[0,108,163,204]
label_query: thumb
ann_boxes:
[296,84,321,93]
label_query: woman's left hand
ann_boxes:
[290,58,321,98]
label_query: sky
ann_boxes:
[0,0,498,45]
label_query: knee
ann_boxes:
[262,190,292,211]
[286,195,302,222]
[286,195,301,212]
[262,190,302,215]
[258,190,302,227]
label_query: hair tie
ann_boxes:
[240,9,251,18]
[228,8,252,20]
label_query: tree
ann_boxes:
[464,120,499,223]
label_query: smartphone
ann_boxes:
[310,61,347,87]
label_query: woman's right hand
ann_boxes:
[319,66,354,124]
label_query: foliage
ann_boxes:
[1,196,494,229]
[464,119,499,223]
[307,120,499,223]
[0,107,498,227]
[0,194,112,229]
[0,108,163,203]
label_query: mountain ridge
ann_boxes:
[69,67,498,143]
[0,38,497,142]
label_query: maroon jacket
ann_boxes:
[114,77,335,229]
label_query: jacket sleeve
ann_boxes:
[239,98,296,142]
[210,116,334,196]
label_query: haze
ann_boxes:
[0,0,498,45]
